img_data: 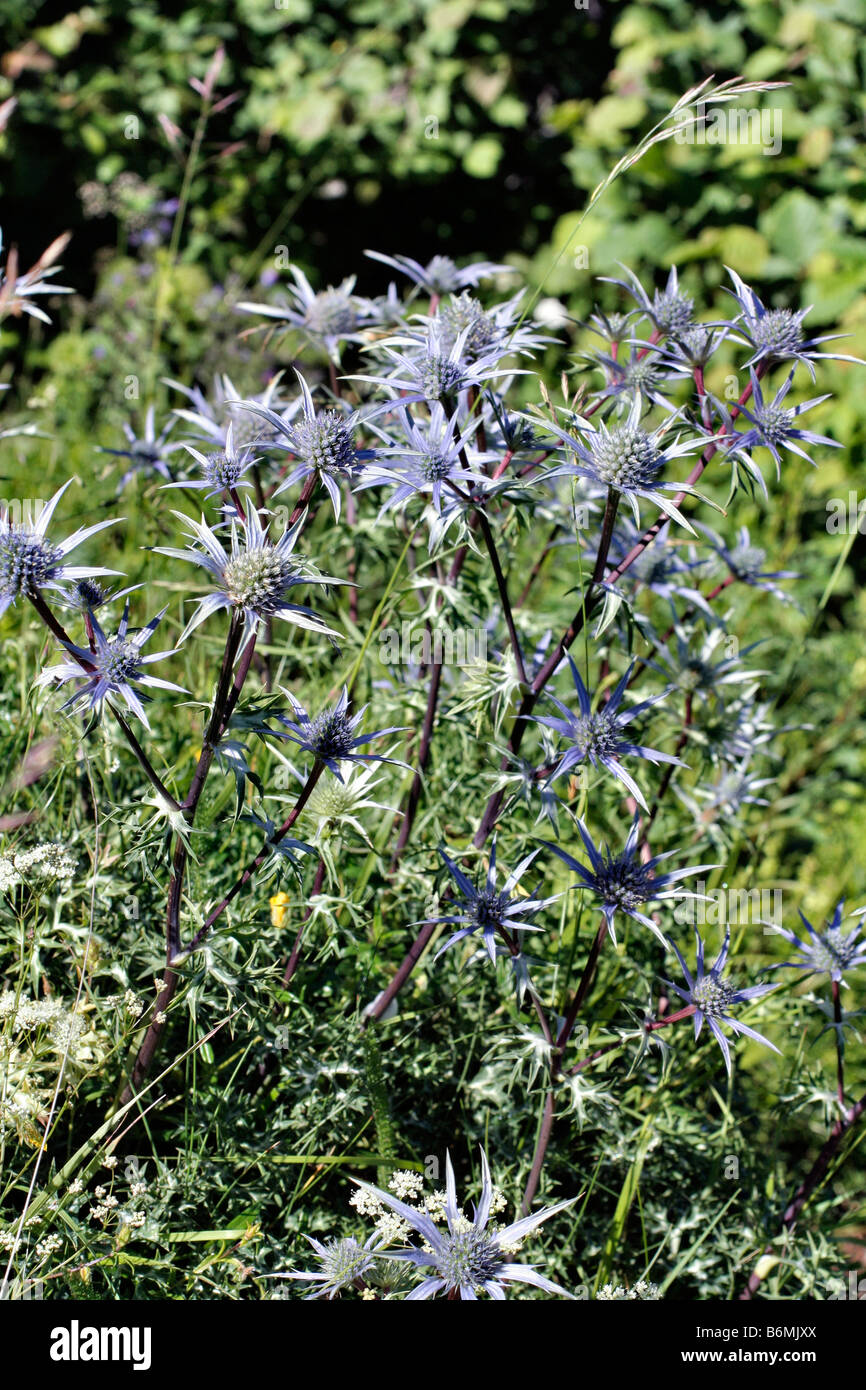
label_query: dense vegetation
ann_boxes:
[0,1,864,1302]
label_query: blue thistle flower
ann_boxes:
[279,1233,384,1300]
[237,266,373,361]
[58,577,143,616]
[427,838,559,964]
[483,390,548,457]
[99,405,178,491]
[731,369,840,476]
[278,686,406,782]
[438,290,553,359]
[155,498,344,646]
[544,816,716,946]
[665,929,781,1074]
[353,320,517,405]
[166,372,297,454]
[588,344,679,411]
[648,625,766,705]
[364,250,511,295]
[537,396,706,533]
[690,693,776,765]
[0,481,121,619]
[35,601,185,730]
[767,902,866,986]
[698,523,798,604]
[162,422,260,501]
[358,402,493,515]
[725,268,863,380]
[660,323,731,373]
[351,1149,575,1300]
[601,264,695,337]
[531,656,685,812]
[234,371,376,521]
[586,306,641,344]
[676,760,775,825]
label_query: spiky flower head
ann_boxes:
[303,288,358,340]
[155,499,343,647]
[352,320,517,407]
[591,346,676,410]
[591,421,662,490]
[279,1233,383,1300]
[351,1149,574,1300]
[163,422,260,502]
[165,372,296,455]
[664,929,780,1074]
[358,402,492,516]
[35,602,185,731]
[537,395,705,532]
[421,350,464,399]
[440,292,497,356]
[0,481,120,618]
[531,656,684,811]
[544,816,716,947]
[278,686,405,782]
[364,250,511,295]
[648,624,764,705]
[100,405,179,490]
[652,286,694,336]
[304,765,397,842]
[234,371,373,521]
[767,902,866,986]
[237,267,370,362]
[291,409,356,475]
[587,307,638,343]
[601,264,693,336]
[725,268,863,379]
[427,839,559,965]
[698,523,797,603]
[732,369,840,476]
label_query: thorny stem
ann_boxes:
[390,659,443,866]
[289,471,319,529]
[833,978,846,1114]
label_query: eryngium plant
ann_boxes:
[2,73,864,1302]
